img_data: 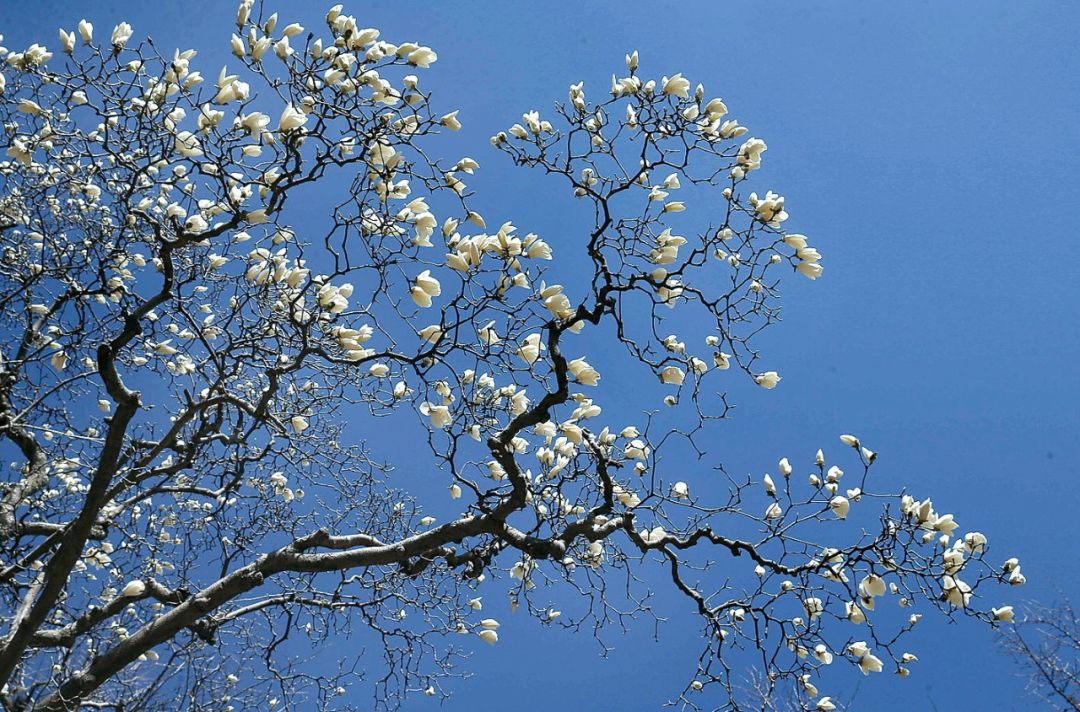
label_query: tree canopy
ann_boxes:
[0,4,1028,710]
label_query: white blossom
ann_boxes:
[111,22,133,48]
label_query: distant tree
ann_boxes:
[1000,599,1079,710]
[0,3,1028,710]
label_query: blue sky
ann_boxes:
[4,1,1079,709]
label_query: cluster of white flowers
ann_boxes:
[267,471,303,503]
[665,433,1025,704]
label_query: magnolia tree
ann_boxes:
[999,599,1079,710]
[0,4,1028,710]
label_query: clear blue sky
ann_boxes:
[4,1,1078,709]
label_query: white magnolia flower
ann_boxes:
[184,215,208,233]
[734,138,767,177]
[238,111,270,139]
[963,531,989,554]
[624,439,650,460]
[121,580,145,598]
[797,261,824,279]
[477,629,498,645]
[754,371,781,389]
[407,46,437,68]
[409,285,433,308]
[860,574,887,598]
[567,357,600,386]
[859,652,884,675]
[6,139,32,166]
[517,334,545,366]
[420,402,452,429]
[778,457,792,477]
[848,641,870,658]
[417,325,443,344]
[521,110,543,134]
[640,526,667,545]
[290,416,309,433]
[662,73,690,98]
[50,350,69,371]
[763,474,776,496]
[659,366,685,385]
[942,575,972,607]
[278,103,308,133]
[440,111,461,130]
[409,270,442,308]
[813,644,833,665]
[111,22,133,48]
[174,131,203,157]
[17,99,43,116]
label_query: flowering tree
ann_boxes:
[0,4,1028,710]
[999,599,1079,710]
